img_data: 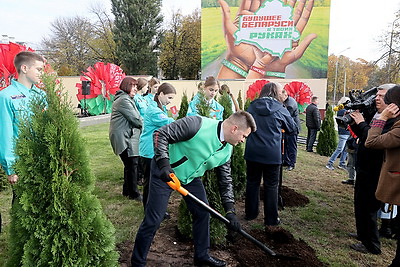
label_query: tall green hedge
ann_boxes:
[7,73,118,266]
[316,105,337,156]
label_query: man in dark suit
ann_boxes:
[282,89,301,170]
[305,96,321,152]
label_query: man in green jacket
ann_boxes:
[131,111,256,267]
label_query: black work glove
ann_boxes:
[157,158,174,183]
[225,211,241,232]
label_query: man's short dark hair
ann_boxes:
[226,111,257,132]
[14,51,44,74]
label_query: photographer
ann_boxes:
[347,84,396,254]
[365,85,400,266]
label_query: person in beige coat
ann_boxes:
[365,85,400,266]
[109,77,143,201]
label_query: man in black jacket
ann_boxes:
[282,89,301,170]
[305,96,321,152]
[131,112,256,267]
[348,83,396,254]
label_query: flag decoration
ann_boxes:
[246,79,270,100]
[283,81,312,112]
[0,42,35,90]
[76,62,125,115]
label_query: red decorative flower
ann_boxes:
[0,42,35,90]
[76,62,125,101]
[246,79,270,100]
[283,81,312,105]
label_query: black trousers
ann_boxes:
[354,169,381,254]
[131,159,210,266]
[119,149,140,199]
[306,128,318,151]
[245,160,281,226]
[141,157,152,209]
[284,134,298,167]
[390,216,400,266]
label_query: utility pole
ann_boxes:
[333,47,351,104]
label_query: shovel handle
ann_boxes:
[167,173,279,257]
[167,173,189,196]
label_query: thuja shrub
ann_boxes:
[203,170,227,245]
[177,92,227,245]
[316,105,337,156]
[177,91,188,119]
[218,91,233,119]
[0,167,9,192]
[237,90,243,110]
[7,73,118,266]
[218,92,246,197]
[195,90,211,117]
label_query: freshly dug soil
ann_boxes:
[118,185,323,267]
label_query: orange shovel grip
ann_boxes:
[167,173,189,196]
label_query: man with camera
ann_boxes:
[347,84,396,254]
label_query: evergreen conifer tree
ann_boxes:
[195,90,211,118]
[218,93,246,197]
[7,73,118,266]
[177,91,188,119]
[244,97,251,111]
[237,90,243,110]
[111,0,163,75]
[177,92,227,245]
[316,105,337,156]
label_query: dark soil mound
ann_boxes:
[281,185,310,207]
[228,227,326,266]
[118,186,316,267]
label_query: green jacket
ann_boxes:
[109,90,142,156]
[155,116,232,185]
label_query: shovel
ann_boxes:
[167,173,298,260]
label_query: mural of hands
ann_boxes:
[217,0,317,80]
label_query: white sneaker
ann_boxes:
[326,164,334,170]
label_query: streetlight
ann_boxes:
[387,17,400,82]
[333,47,351,104]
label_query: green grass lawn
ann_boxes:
[201,6,330,78]
[0,121,396,266]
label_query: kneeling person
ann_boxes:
[131,111,256,267]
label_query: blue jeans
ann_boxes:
[328,134,349,166]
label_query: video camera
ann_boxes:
[334,87,378,128]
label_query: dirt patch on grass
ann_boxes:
[117,186,322,267]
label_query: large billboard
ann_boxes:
[201,0,330,80]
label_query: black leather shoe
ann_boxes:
[350,242,381,254]
[194,256,226,267]
[347,232,358,239]
[342,179,354,185]
[350,242,369,254]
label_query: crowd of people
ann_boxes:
[1,51,400,266]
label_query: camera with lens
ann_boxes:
[334,87,378,128]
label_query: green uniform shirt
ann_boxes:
[0,79,46,175]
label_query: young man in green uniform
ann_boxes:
[0,51,45,184]
[131,111,256,267]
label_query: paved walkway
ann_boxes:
[78,114,110,127]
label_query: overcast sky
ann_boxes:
[0,0,399,62]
